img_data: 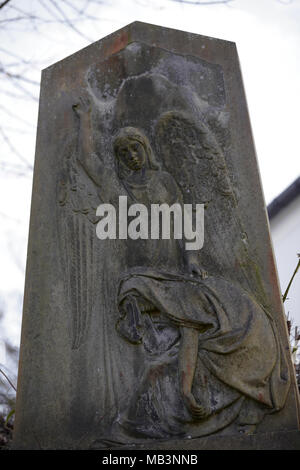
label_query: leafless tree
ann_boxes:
[0,0,295,180]
[170,0,234,5]
[0,0,116,180]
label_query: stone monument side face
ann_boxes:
[13,22,300,449]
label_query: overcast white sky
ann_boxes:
[0,0,299,367]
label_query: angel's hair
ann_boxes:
[113,127,160,178]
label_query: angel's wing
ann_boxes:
[155,111,267,303]
[57,136,101,349]
[156,111,235,205]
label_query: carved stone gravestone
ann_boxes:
[13,22,300,449]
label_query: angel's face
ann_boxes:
[117,139,147,171]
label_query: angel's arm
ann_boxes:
[72,97,112,188]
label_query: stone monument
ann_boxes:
[13,22,300,449]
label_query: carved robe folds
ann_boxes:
[113,269,289,440]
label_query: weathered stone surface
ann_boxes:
[108,430,300,451]
[13,22,300,450]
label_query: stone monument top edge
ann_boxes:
[42,21,237,74]
[127,21,237,46]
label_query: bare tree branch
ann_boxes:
[0,47,43,69]
[283,255,300,303]
[170,0,234,4]
[48,0,93,42]
[0,88,36,101]
[0,104,33,128]
[0,66,40,86]
[0,368,16,392]
[0,162,32,177]
[60,0,111,22]
[0,0,11,10]
[0,127,33,170]
[5,4,45,22]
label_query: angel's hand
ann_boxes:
[187,262,208,280]
[186,252,208,279]
[72,95,92,118]
[183,392,211,421]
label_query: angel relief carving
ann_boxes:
[59,93,290,443]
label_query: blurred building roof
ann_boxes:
[268,177,300,220]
